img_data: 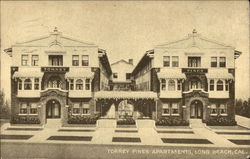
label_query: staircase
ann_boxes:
[45,119,61,129]
[189,119,206,128]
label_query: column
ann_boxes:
[31,78,34,90]
[39,78,42,90]
[166,79,168,91]
[21,78,25,90]
[223,79,226,91]
[214,79,218,91]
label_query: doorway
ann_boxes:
[46,100,61,118]
[190,100,203,119]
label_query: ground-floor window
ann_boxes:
[19,102,38,115]
[72,102,90,115]
[210,103,227,116]
[162,102,179,116]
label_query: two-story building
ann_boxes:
[5,28,112,126]
[132,30,241,124]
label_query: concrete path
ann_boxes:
[236,115,250,129]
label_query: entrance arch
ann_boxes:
[46,99,61,118]
[118,100,134,119]
[190,100,203,119]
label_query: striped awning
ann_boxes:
[65,68,94,79]
[13,68,43,78]
[95,91,157,99]
[206,69,234,79]
[157,68,186,79]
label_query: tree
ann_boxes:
[0,91,10,119]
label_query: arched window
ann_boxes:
[168,80,175,91]
[24,79,32,90]
[118,100,134,118]
[217,80,223,91]
[75,79,83,90]
[47,76,63,89]
[189,77,202,89]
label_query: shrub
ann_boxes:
[206,116,237,126]
[11,116,40,124]
[68,114,98,124]
[156,117,189,126]
[117,117,135,125]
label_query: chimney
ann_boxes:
[128,59,133,65]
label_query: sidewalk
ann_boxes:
[236,115,250,129]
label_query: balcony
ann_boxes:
[159,91,182,98]
[208,91,229,98]
[68,90,92,98]
[17,90,40,98]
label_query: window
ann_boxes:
[75,79,83,90]
[72,55,79,66]
[211,57,217,67]
[162,103,170,115]
[30,103,38,114]
[219,57,226,67]
[163,56,170,67]
[219,104,227,115]
[82,55,89,66]
[73,103,80,114]
[21,55,28,66]
[49,55,63,66]
[126,73,131,80]
[172,103,179,115]
[189,78,202,89]
[172,56,179,67]
[69,79,74,90]
[18,79,22,90]
[168,80,175,91]
[31,55,39,66]
[113,73,118,79]
[48,76,63,89]
[82,103,90,114]
[177,80,182,90]
[85,78,90,90]
[217,80,223,91]
[20,103,28,114]
[188,57,201,67]
[225,80,229,91]
[161,79,166,91]
[210,80,214,91]
[34,78,39,90]
[210,104,217,115]
[24,79,32,90]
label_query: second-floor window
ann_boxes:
[168,80,175,91]
[75,79,83,90]
[126,73,131,80]
[161,79,166,90]
[225,80,229,91]
[31,55,39,66]
[188,57,201,67]
[49,55,63,66]
[34,78,39,90]
[211,57,217,67]
[85,78,90,90]
[210,80,214,91]
[21,55,28,66]
[82,55,89,66]
[72,55,79,66]
[163,56,170,67]
[219,57,226,67]
[24,79,32,90]
[172,56,179,67]
[18,79,22,90]
[217,80,223,91]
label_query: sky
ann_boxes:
[0,1,249,100]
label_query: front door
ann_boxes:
[190,100,203,119]
[46,100,61,118]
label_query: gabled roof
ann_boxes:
[13,28,97,47]
[155,30,234,49]
[111,59,133,66]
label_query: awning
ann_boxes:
[157,69,186,79]
[13,68,43,78]
[65,68,94,79]
[206,69,234,80]
[95,91,157,99]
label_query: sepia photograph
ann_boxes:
[0,1,249,159]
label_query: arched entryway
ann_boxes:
[190,100,203,119]
[46,99,61,118]
[118,100,134,119]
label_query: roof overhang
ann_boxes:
[157,68,186,79]
[13,68,44,79]
[206,69,234,80]
[65,68,94,79]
